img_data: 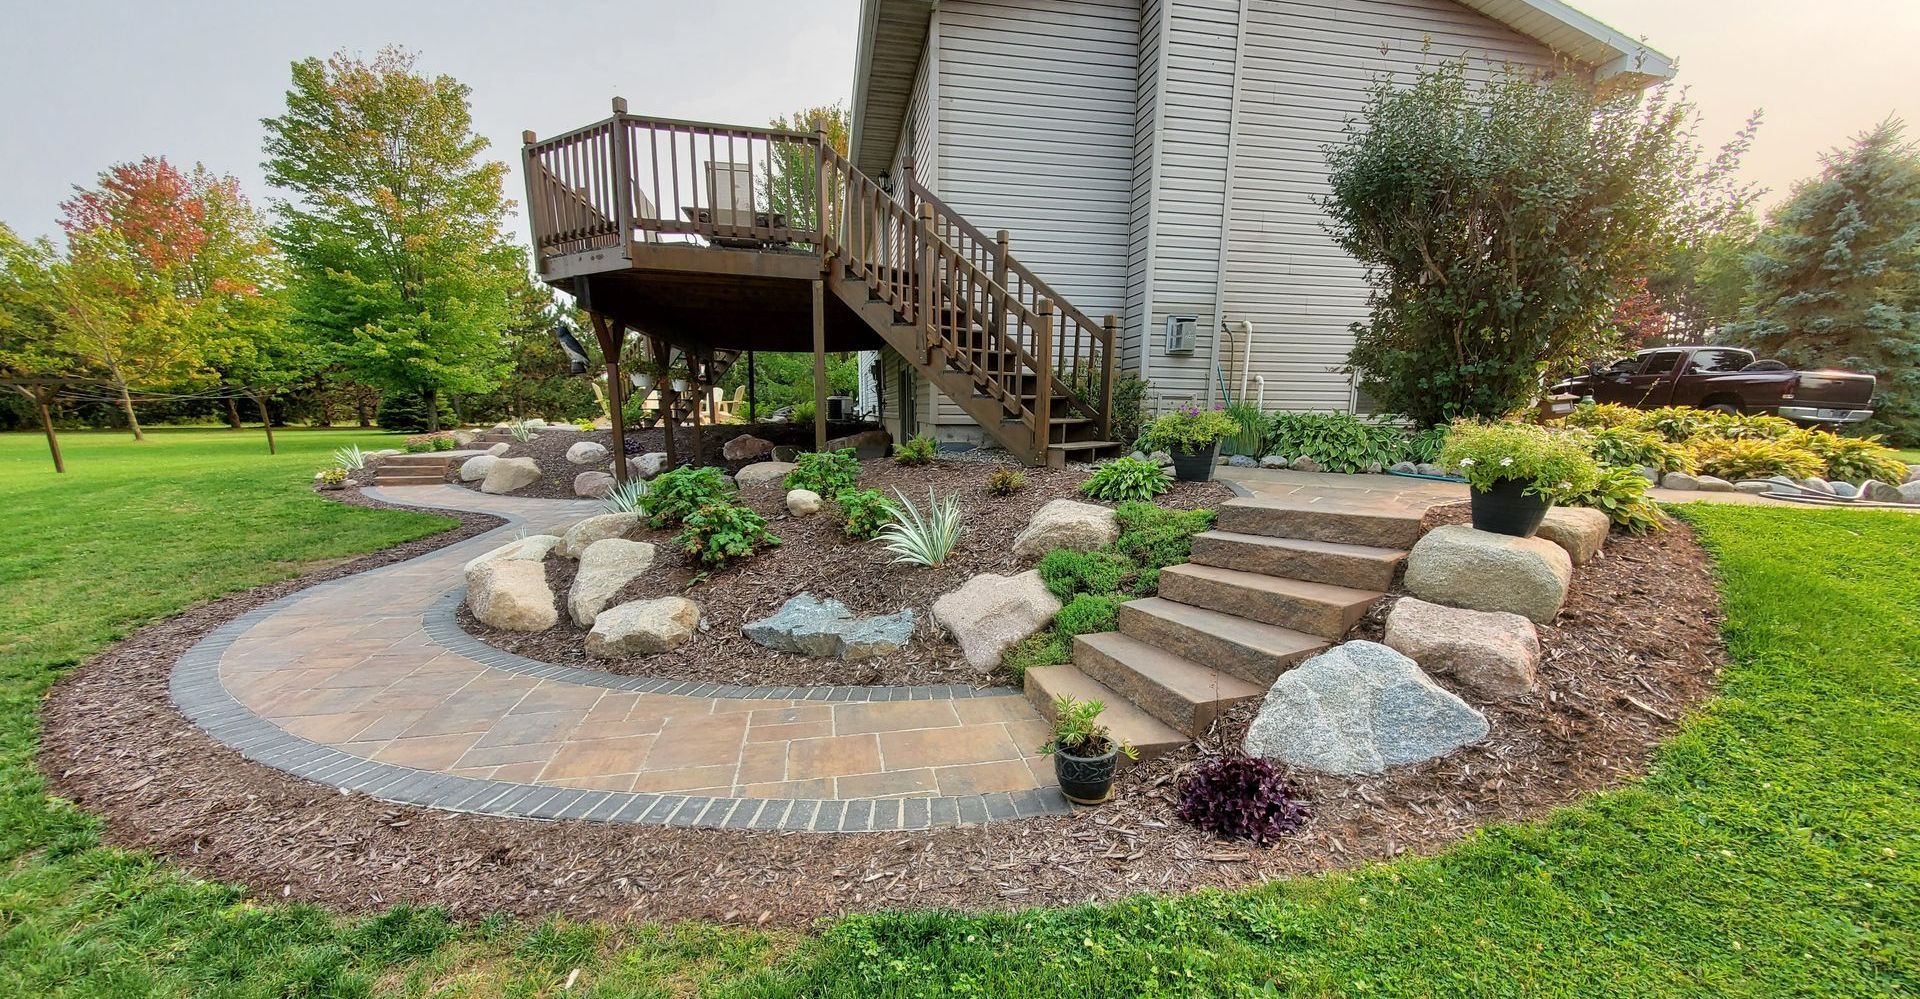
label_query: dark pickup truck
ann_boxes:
[1551,345,1877,426]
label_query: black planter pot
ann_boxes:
[1052,745,1120,805]
[1470,477,1553,537]
[1168,442,1220,482]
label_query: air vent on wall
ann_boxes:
[1164,315,1197,355]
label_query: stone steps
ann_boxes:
[1189,530,1404,590]
[1158,563,1380,640]
[1022,665,1187,767]
[1072,631,1263,735]
[374,473,447,486]
[1214,495,1426,550]
[1115,597,1329,688]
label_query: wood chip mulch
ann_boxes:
[477,420,879,500]
[38,493,1725,928]
[462,460,1232,688]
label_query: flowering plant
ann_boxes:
[1138,403,1240,453]
[1439,420,1598,501]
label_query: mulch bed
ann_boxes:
[474,420,878,500]
[39,493,1725,927]
[460,458,1231,688]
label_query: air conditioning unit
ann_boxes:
[1164,315,1197,355]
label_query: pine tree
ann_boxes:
[1727,121,1920,443]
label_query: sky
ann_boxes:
[1,0,1915,245]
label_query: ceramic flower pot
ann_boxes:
[1469,477,1552,537]
[1052,744,1120,805]
[1168,442,1220,482]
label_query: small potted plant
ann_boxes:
[1439,420,1598,537]
[1040,695,1137,805]
[1139,403,1240,481]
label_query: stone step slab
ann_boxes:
[1022,665,1186,768]
[1072,631,1263,736]
[1214,496,1426,549]
[1158,563,1379,640]
[1116,596,1329,688]
[1188,530,1405,590]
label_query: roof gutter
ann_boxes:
[848,0,881,165]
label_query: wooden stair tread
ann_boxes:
[1046,440,1120,451]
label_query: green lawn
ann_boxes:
[0,432,1914,996]
[1897,448,1920,466]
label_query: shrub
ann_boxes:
[1265,411,1403,473]
[375,391,452,433]
[894,434,937,466]
[1174,756,1311,844]
[1578,426,1695,474]
[1139,404,1239,454]
[1562,465,1666,534]
[790,400,816,425]
[430,434,456,452]
[1079,456,1171,502]
[639,466,736,528]
[985,467,1027,497]
[1067,371,1151,447]
[401,435,435,454]
[1055,593,1120,638]
[572,418,596,431]
[878,487,963,567]
[316,466,348,487]
[1560,401,1649,432]
[783,449,860,496]
[836,488,899,540]
[1110,502,1215,595]
[1037,549,1132,602]
[1687,437,1823,481]
[600,478,648,514]
[1220,402,1267,457]
[1040,696,1136,759]
[1001,630,1070,677]
[332,444,367,470]
[1439,421,1600,501]
[677,502,781,568]
[1797,431,1908,484]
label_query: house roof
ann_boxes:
[848,0,1677,176]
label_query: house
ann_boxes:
[847,0,1675,446]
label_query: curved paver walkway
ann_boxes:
[172,484,1070,832]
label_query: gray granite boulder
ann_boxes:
[1414,462,1444,477]
[735,461,797,487]
[586,597,700,657]
[1389,461,1418,475]
[573,470,615,499]
[1696,475,1735,493]
[1534,506,1610,565]
[565,440,609,466]
[1862,480,1905,503]
[1799,477,1836,496]
[1012,499,1119,561]
[1404,525,1572,624]
[629,452,669,480]
[1906,464,1920,484]
[480,456,542,494]
[467,559,558,632]
[1227,454,1258,468]
[932,569,1061,669]
[1289,455,1323,473]
[458,454,497,482]
[1384,597,1540,702]
[1260,455,1290,469]
[1734,480,1775,495]
[1661,471,1699,491]
[1899,481,1920,503]
[558,512,646,558]
[1829,481,1860,499]
[1635,465,1661,484]
[1242,641,1489,775]
[567,538,657,627]
[743,594,915,661]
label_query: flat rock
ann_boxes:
[573,470,615,499]
[629,452,668,480]
[1242,641,1488,775]
[486,442,510,457]
[1535,506,1610,565]
[479,456,542,494]
[1696,475,1735,492]
[826,429,891,460]
[567,538,657,627]
[467,559,558,632]
[1404,524,1572,624]
[1384,597,1540,702]
[558,511,647,558]
[735,461,797,487]
[743,593,916,660]
[1012,499,1119,561]
[565,440,609,465]
[722,434,775,462]
[586,597,700,657]
[458,454,497,482]
[1415,463,1444,477]
[1661,471,1699,490]
[462,534,561,589]
[787,488,823,516]
[932,569,1062,669]
[1260,455,1290,468]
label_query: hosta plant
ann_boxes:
[677,502,780,568]
[984,467,1027,497]
[835,488,899,540]
[1686,437,1823,481]
[783,448,860,496]
[600,477,649,514]
[894,434,937,466]
[1264,411,1404,473]
[1796,431,1908,484]
[1079,456,1171,502]
[1576,426,1695,474]
[1562,465,1666,534]
[332,444,368,470]
[1174,756,1310,844]
[878,486,963,567]
[640,466,736,528]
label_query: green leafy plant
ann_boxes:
[894,434,937,466]
[1001,630,1070,677]
[835,488,899,541]
[1439,420,1600,501]
[332,444,367,470]
[789,400,816,425]
[507,421,534,443]
[1079,456,1171,502]
[1562,465,1666,534]
[572,417,596,431]
[430,434,456,452]
[1055,593,1120,638]
[783,449,860,496]
[985,467,1027,497]
[1578,426,1696,474]
[1560,401,1650,432]
[639,465,736,528]
[1109,502,1215,594]
[1220,402,1268,457]
[1036,549,1132,602]
[1065,370,1152,447]
[1264,411,1404,473]
[1687,437,1824,481]
[600,477,649,514]
[676,502,781,568]
[1138,403,1239,454]
[1039,696,1137,760]
[1397,425,1451,465]
[877,486,963,567]
[401,435,434,454]
[1796,431,1908,484]
[316,466,348,487]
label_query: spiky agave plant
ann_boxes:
[878,486,963,567]
[601,477,649,514]
[332,444,368,470]
[507,421,535,443]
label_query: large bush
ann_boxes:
[375,391,454,433]
[1324,61,1743,425]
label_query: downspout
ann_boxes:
[1205,0,1251,408]
[1237,319,1255,403]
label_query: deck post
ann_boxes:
[592,312,629,486]
[1101,313,1118,440]
[1034,299,1054,465]
[746,350,758,423]
[812,279,829,453]
[918,204,936,365]
[648,334,678,471]
[991,229,1010,372]
[520,130,544,274]
[609,97,634,258]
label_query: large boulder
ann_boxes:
[629,452,669,480]
[1242,641,1489,775]
[1660,471,1700,491]
[458,454,497,482]
[787,488,823,516]
[1383,597,1540,702]
[735,461,797,487]
[461,534,561,589]
[574,470,615,499]
[722,433,775,462]
[1799,477,1836,496]
[567,538,657,627]
[1696,475,1735,493]
[565,440,609,466]
[932,569,1062,669]
[1404,525,1572,624]
[1862,479,1905,503]
[558,512,647,558]
[1534,506,1610,566]
[466,559,558,632]
[480,456,542,495]
[1011,499,1119,561]
[1829,481,1860,499]
[826,429,892,460]
[486,442,511,457]
[1289,455,1323,473]
[1906,464,1920,484]
[1899,481,1920,503]
[585,597,700,658]
[743,593,915,660]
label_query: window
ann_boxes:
[1688,349,1751,374]
[1642,351,1686,375]
[1607,356,1642,373]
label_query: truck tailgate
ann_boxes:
[1795,371,1876,407]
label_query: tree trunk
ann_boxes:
[116,376,145,442]
[255,392,277,455]
[423,387,440,433]
[225,397,243,430]
[450,394,466,428]
[355,388,371,428]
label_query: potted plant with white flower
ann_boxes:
[1439,420,1599,537]
[1138,403,1241,481]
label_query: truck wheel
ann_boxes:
[1704,402,1741,416]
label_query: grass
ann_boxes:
[1,431,1915,996]
[1896,448,1920,466]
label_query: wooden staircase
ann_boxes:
[1023,495,1428,766]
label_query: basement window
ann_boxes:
[1164,315,1197,355]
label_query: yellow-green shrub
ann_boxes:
[1576,426,1695,474]
[1687,437,1823,481]
[1795,432,1908,484]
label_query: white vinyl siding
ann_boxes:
[1222,0,1562,410]
[1122,0,1164,377]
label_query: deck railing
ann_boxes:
[523,100,1117,452]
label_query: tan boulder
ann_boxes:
[466,559,558,632]
[1012,499,1119,561]
[567,539,657,627]
[558,512,647,558]
[479,456,542,494]
[735,461,797,487]
[462,534,561,589]
[1383,597,1540,702]
[932,569,1062,669]
[1535,506,1611,565]
[586,597,701,657]
[1404,525,1572,624]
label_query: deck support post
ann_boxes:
[647,334,678,471]
[591,312,629,486]
[812,279,829,453]
[688,352,705,467]
[1034,299,1054,467]
[746,350,758,423]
